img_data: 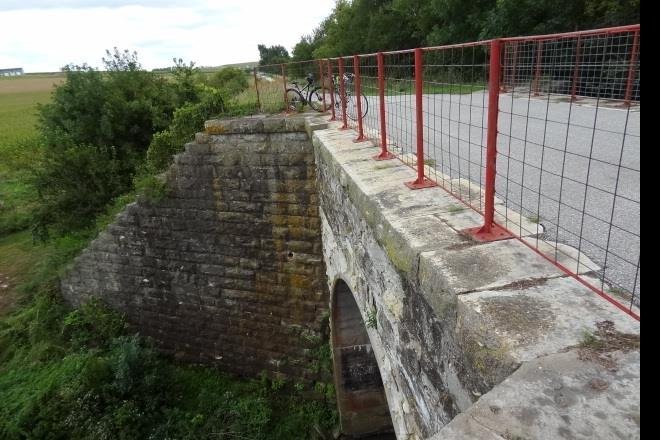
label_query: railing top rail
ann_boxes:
[262,24,639,68]
[500,23,639,42]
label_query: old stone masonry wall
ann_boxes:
[61,115,328,380]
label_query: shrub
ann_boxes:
[31,143,129,239]
[208,67,250,97]
[146,86,224,172]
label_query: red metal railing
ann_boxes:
[254,24,640,320]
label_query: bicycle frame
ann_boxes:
[289,79,315,103]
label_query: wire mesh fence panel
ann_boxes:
[343,56,357,132]
[382,51,417,169]
[422,43,491,212]
[250,25,640,319]
[500,27,640,104]
[255,64,288,113]
[354,54,379,143]
[495,26,640,316]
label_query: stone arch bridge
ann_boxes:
[62,115,639,439]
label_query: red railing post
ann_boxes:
[570,35,582,101]
[353,55,367,142]
[338,58,349,130]
[318,59,327,112]
[405,48,437,190]
[463,39,513,241]
[375,52,395,161]
[624,30,640,107]
[281,64,288,112]
[533,41,543,96]
[327,59,336,121]
[253,67,261,111]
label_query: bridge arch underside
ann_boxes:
[332,279,394,438]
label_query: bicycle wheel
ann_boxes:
[333,89,342,114]
[345,92,368,121]
[285,88,305,112]
[309,86,333,112]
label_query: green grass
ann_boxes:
[358,76,485,96]
[0,75,61,149]
[240,73,485,112]
[0,90,45,148]
[233,77,285,114]
[526,214,541,224]
[0,290,337,439]
[0,231,48,315]
[0,76,61,237]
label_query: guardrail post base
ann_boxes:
[404,179,437,190]
[404,177,437,190]
[462,224,514,242]
[374,151,396,161]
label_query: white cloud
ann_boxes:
[0,0,335,72]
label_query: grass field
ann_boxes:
[0,74,63,312]
[0,74,63,148]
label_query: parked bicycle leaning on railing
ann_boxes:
[285,73,332,113]
[332,72,368,121]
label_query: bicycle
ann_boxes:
[331,72,368,121]
[285,73,333,113]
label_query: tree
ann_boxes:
[208,67,249,96]
[288,0,638,59]
[257,44,291,66]
[32,50,207,237]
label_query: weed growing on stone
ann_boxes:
[366,310,378,329]
[448,205,466,214]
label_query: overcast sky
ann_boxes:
[0,0,336,72]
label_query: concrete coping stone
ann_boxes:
[205,114,308,135]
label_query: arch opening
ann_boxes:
[331,279,394,438]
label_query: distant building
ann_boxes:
[0,68,24,76]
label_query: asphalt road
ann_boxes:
[353,91,640,303]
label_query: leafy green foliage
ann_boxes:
[31,143,129,239]
[208,67,250,97]
[30,53,163,237]
[0,291,338,440]
[366,310,378,329]
[257,44,291,66]
[288,0,639,60]
[62,298,126,349]
[30,50,226,238]
[134,174,170,203]
[145,86,225,172]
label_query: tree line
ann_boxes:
[256,0,639,65]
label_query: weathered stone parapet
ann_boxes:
[62,115,329,381]
[311,118,639,439]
